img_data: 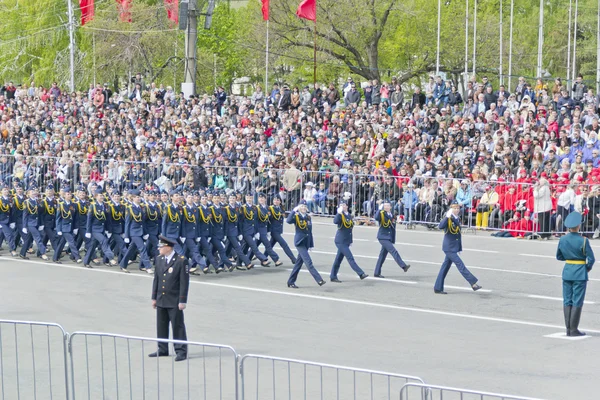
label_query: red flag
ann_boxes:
[79,0,95,26]
[115,0,132,23]
[296,0,315,21]
[165,0,179,24]
[261,0,269,20]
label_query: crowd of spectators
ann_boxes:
[2,71,600,238]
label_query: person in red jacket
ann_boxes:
[518,210,534,238]
[491,212,522,237]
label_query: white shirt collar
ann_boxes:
[166,250,175,264]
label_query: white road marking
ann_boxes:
[519,254,556,259]
[6,257,599,332]
[527,295,596,305]
[463,249,498,253]
[544,332,591,340]
[444,285,492,293]
[396,242,435,248]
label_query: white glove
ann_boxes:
[237,235,243,241]
[85,233,91,239]
[221,240,226,247]
[180,237,186,243]
[267,233,272,241]
[38,225,44,231]
[143,234,149,240]
[207,237,211,242]
[293,206,299,212]
[107,232,112,238]
[337,206,344,214]
[446,209,453,219]
[22,228,28,234]
[124,238,130,244]
[378,204,384,210]
[0,225,3,229]
[57,231,63,236]
[196,237,201,243]
[9,223,15,229]
[73,229,78,235]
[254,233,260,240]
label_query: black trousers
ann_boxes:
[156,307,187,356]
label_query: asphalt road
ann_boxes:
[1,218,599,400]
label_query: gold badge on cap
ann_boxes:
[168,267,173,273]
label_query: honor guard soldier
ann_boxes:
[19,186,49,261]
[12,182,26,247]
[0,184,18,256]
[373,200,410,278]
[255,193,282,266]
[143,190,161,263]
[209,193,234,272]
[268,194,296,265]
[74,185,90,253]
[240,193,270,266]
[330,200,368,282]
[434,201,481,294]
[198,194,219,273]
[40,184,59,255]
[181,192,206,274]
[161,189,184,255]
[121,189,152,273]
[224,194,254,270]
[54,186,82,264]
[83,189,119,268]
[557,211,595,337]
[105,190,127,263]
[286,200,325,289]
[150,236,189,362]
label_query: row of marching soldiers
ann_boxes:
[0,180,298,273]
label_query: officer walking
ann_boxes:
[330,201,368,282]
[224,194,254,270]
[40,184,59,256]
[556,211,595,337]
[54,186,82,264]
[180,192,205,274]
[286,200,325,288]
[161,190,184,255]
[434,201,482,294]
[74,185,90,255]
[209,194,234,272]
[19,186,49,261]
[121,189,152,273]
[0,184,18,257]
[268,194,296,265]
[373,200,410,278]
[105,190,126,263]
[255,193,282,266]
[149,236,189,362]
[83,189,118,268]
[143,190,161,264]
[240,193,271,267]
[197,194,218,273]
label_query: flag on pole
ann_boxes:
[261,0,269,20]
[296,0,316,21]
[79,0,95,25]
[164,0,179,24]
[115,0,132,22]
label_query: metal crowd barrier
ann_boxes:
[399,383,547,400]
[240,354,424,400]
[68,332,238,400]
[0,319,70,400]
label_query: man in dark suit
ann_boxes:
[330,201,368,282]
[434,201,482,294]
[373,200,410,278]
[149,236,190,362]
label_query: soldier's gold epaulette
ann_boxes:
[180,256,185,259]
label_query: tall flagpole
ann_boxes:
[265,19,269,91]
[313,20,317,85]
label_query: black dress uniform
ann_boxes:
[150,236,190,361]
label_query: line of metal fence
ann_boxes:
[0,320,549,400]
[239,354,424,400]
[399,382,547,400]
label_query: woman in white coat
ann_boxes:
[533,178,553,239]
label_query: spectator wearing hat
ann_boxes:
[373,200,410,278]
[556,211,595,337]
[533,178,553,240]
[268,194,297,265]
[224,194,254,270]
[286,200,325,288]
[303,182,317,214]
[83,189,118,268]
[54,186,82,264]
[475,185,499,229]
[121,189,152,273]
[434,201,481,294]
[39,184,59,257]
[105,190,127,263]
[149,235,190,362]
[329,200,368,283]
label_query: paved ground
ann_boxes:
[2,218,600,399]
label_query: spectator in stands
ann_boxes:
[476,185,499,229]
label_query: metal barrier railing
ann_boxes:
[68,332,238,400]
[240,354,424,400]
[0,319,70,400]
[399,382,547,400]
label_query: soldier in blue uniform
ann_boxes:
[54,186,82,264]
[268,194,296,264]
[330,201,368,282]
[121,189,152,273]
[12,183,26,248]
[0,184,18,257]
[434,201,481,294]
[40,184,59,256]
[161,189,184,255]
[143,190,161,265]
[83,189,118,268]
[105,190,127,263]
[180,192,206,274]
[556,211,595,337]
[149,236,189,362]
[240,193,270,266]
[254,193,283,266]
[209,193,234,272]
[224,194,254,270]
[74,185,90,254]
[286,200,325,288]
[197,194,219,273]
[373,200,410,278]
[19,186,49,261]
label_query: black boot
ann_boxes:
[563,305,572,336]
[569,306,586,337]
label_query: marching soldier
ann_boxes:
[557,211,595,337]
[434,201,481,294]
[330,200,368,282]
[180,192,205,274]
[198,194,219,273]
[105,190,126,263]
[83,189,118,268]
[40,184,59,256]
[224,194,254,270]
[149,236,189,362]
[240,193,270,266]
[74,185,90,253]
[121,189,152,273]
[268,194,296,265]
[286,200,325,288]
[12,182,26,247]
[373,200,410,278]
[161,189,184,255]
[209,193,234,272]
[0,184,18,256]
[255,193,282,266]
[54,186,82,264]
[143,190,161,264]
[19,186,49,261]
